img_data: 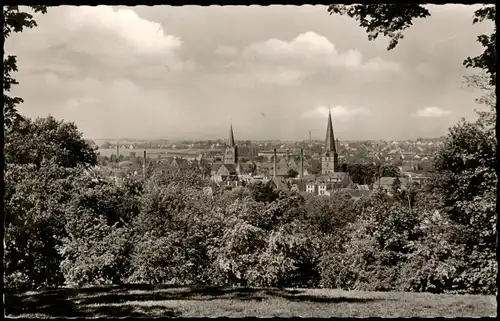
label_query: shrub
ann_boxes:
[4,162,78,289]
[58,177,140,286]
[128,233,187,285]
[60,218,133,286]
[211,219,268,286]
[319,218,401,291]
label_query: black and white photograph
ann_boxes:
[4,3,497,318]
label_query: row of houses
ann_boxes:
[211,112,368,198]
[210,111,432,199]
[97,154,426,202]
[101,112,431,201]
[264,175,372,200]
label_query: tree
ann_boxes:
[4,114,98,288]
[328,4,496,86]
[464,73,496,127]
[305,193,357,235]
[254,155,266,163]
[422,73,496,294]
[3,114,99,289]
[341,163,398,185]
[99,141,113,149]
[287,168,298,178]
[308,159,322,175]
[249,181,280,203]
[129,177,222,285]
[4,116,98,169]
[3,6,47,129]
[433,72,496,236]
[4,162,81,289]
[380,164,400,177]
[60,176,142,286]
[391,176,402,198]
[320,196,422,291]
[432,118,496,249]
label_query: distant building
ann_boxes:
[304,173,353,196]
[321,110,339,175]
[211,124,248,184]
[401,171,430,185]
[269,176,289,191]
[211,163,237,183]
[223,124,237,165]
[265,154,310,178]
[357,184,370,191]
[258,149,289,160]
[410,175,430,185]
[236,162,256,182]
[294,109,352,196]
[170,157,190,169]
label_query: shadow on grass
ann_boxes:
[5,284,384,317]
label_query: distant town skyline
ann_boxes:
[90,134,446,144]
[8,5,493,141]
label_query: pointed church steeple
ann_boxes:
[321,107,339,175]
[228,124,235,147]
[325,108,336,153]
[224,123,238,164]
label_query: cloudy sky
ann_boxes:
[7,5,494,141]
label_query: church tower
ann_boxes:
[321,109,338,175]
[223,124,238,164]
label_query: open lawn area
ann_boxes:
[6,285,496,318]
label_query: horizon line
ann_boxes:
[87,136,446,142]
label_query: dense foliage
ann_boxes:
[4,106,496,293]
[4,116,98,168]
[4,95,496,293]
[338,163,400,185]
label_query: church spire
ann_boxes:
[325,107,336,153]
[224,123,238,165]
[228,123,235,147]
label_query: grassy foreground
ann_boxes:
[6,285,496,318]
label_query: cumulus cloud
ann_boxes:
[218,31,401,88]
[301,105,369,120]
[241,31,401,72]
[7,6,190,81]
[244,32,335,58]
[68,6,182,55]
[413,106,452,118]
